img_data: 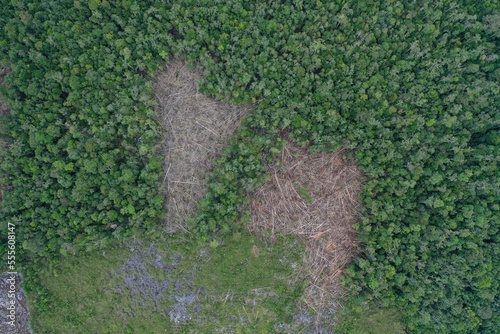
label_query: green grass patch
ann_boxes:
[190,232,305,332]
[335,295,406,334]
[295,184,313,204]
[27,231,307,333]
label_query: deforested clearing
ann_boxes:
[154,60,254,232]
[250,144,363,316]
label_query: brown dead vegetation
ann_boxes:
[154,60,254,232]
[249,144,362,315]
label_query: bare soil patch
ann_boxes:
[154,60,254,232]
[249,144,363,316]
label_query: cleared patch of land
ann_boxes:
[27,232,316,333]
[250,144,362,316]
[154,60,254,232]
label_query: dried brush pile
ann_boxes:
[154,60,254,232]
[249,144,362,315]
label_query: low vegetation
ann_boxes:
[335,296,406,334]
[28,231,309,333]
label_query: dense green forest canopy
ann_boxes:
[0,0,498,333]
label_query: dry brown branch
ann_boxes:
[154,60,254,232]
[249,144,362,315]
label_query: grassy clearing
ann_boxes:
[27,229,407,333]
[335,295,406,334]
[27,230,311,333]
[190,232,305,333]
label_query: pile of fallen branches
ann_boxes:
[249,144,363,315]
[154,60,254,232]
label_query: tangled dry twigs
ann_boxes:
[154,60,254,232]
[249,144,362,316]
